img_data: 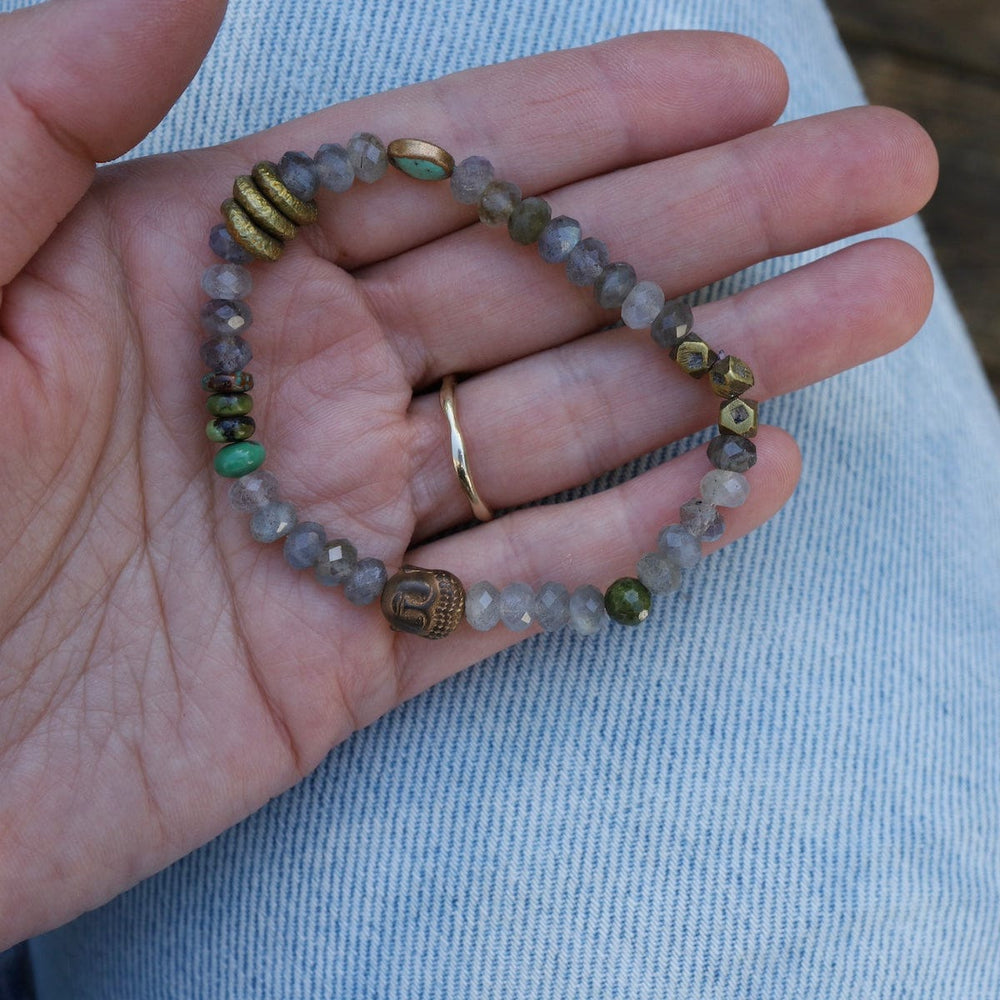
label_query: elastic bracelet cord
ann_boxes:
[197,133,759,639]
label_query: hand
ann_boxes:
[0,0,937,945]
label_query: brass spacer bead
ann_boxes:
[252,161,320,226]
[221,198,284,261]
[719,397,760,437]
[709,355,755,399]
[233,175,298,240]
[672,335,719,379]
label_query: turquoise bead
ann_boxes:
[214,440,265,478]
[391,156,449,181]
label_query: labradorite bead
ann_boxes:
[565,237,609,286]
[213,440,265,478]
[201,298,252,336]
[278,151,320,201]
[283,521,327,568]
[679,497,718,538]
[700,469,750,508]
[650,300,694,350]
[229,469,279,511]
[347,132,388,183]
[250,501,298,543]
[636,552,681,595]
[507,197,551,245]
[202,371,254,393]
[344,558,389,606]
[604,577,652,626]
[207,392,253,417]
[657,524,702,569]
[209,223,253,264]
[621,280,666,329]
[450,155,494,204]
[206,415,255,443]
[315,539,358,586]
[200,335,251,374]
[538,215,581,263]
[314,143,355,192]
[499,582,535,632]
[594,262,637,309]
[465,581,502,631]
[707,433,757,472]
[568,585,607,636]
[201,263,252,300]
[478,180,521,226]
[533,582,570,631]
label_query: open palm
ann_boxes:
[0,0,937,946]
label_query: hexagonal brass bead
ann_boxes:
[709,355,755,398]
[719,397,759,437]
[672,335,719,378]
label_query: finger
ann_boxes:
[394,424,800,700]
[358,105,938,384]
[405,237,931,538]
[216,31,788,268]
[0,0,226,286]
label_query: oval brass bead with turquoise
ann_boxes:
[214,439,266,478]
[604,577,652,626]
[206,414,255,442]
[207,392,253,417]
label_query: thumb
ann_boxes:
[0,0,227,286]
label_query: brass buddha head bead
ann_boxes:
[380,565,466,639]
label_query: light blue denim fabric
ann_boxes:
[7,0,1000,996]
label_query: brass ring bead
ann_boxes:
[252,161,320,226]
[221,198,284,261]
[202,134,764,640]
[233,175,299,240]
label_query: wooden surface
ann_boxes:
[828,0,1000,398]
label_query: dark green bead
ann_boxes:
[507,196,552,245]
[202,371,254,393]
[207,392,253,417]
[214,440,265,478]
[604,577,652,626]
[206,415,255,443]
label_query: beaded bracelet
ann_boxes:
[198,133,759,640]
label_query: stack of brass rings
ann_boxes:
[197,133,759,639]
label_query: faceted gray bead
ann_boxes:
[537,215,581,262]
[500,582,535,631]
[700,469,750,508]
[315,539,358,586]
[465,581,502,631]
[569,585,608,636]
[250,501,298,543]
[347,132,387,183]
[344,558,389,605]
[229,470,280,512]
[201,263,253,301]
[534,582,570,631]
[200,335,251,374]
[314,143,355,192]
[209,223,253,264]
[450,155,494,204]
[507,197,551,244]
[637,552,682,595]
[478,180,521,225]
[679,497,719,538]
[650,299,694,350]
[621,280,666,329]
[594,262,637,309]
[283,521,327,569]
[565,237,609,286]
[707,433,757,473]
[201,298,252,336]
[657,524,702,569]
[278,150,319,201]
[701,511,725,543]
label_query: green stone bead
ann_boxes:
[206,415,255,442]
[604,577,652,626]
[214,440,266,478]
[207,392,253,417]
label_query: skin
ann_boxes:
[0,0,937,947]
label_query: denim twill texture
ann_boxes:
[6,0,998,995]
